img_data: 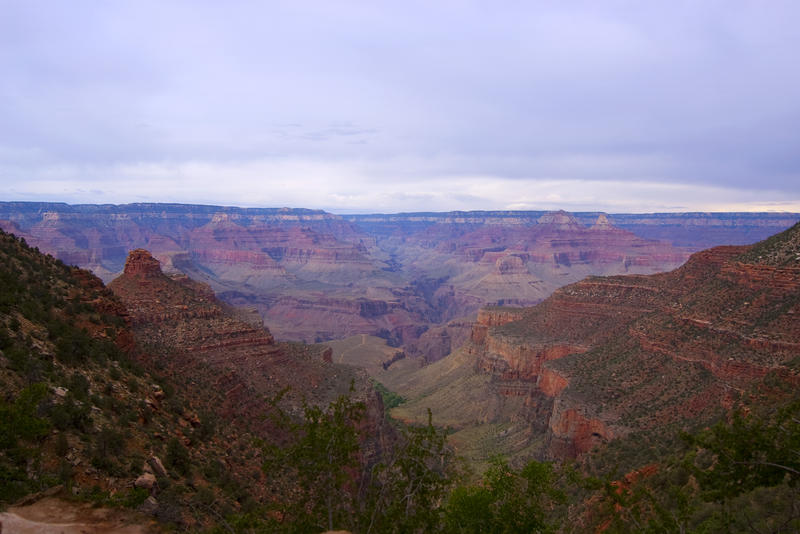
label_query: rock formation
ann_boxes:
[123,248,163,277]
[1,202,797,358]
[109,249,385,450]
[0,229,282,527]
[391,222,800,462]
[590,213,612,230]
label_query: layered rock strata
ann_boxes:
[2,202,797,357]
[458,222,800,459]
[109,250,382,440]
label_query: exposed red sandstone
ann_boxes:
[539,368,568,396]
[1,203,796,363]
[463,222,800,459]
[123,248,163,277]
[547,406,613,458]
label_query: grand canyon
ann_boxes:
[2,203,799,532]
[4,2,800,531]
[2,202,796,358]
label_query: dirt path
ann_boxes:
[337,334,368,363]
[0,497,157,533]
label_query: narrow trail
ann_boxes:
[0,497,154,533]
[337,334,368,363]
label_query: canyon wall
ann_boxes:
[400,222,800,461]
[2,202,797,361]
[108,249,384,437]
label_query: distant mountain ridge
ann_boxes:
[345,210,800,250]
[1,202,796,358]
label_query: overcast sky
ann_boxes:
[1,1,799,213]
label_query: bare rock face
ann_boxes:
[495,254,526,275]
[591,213,613,230]
[123,249,162,277]
[537,210,582,228]
[147,456,168,478]
[134,473,157,490]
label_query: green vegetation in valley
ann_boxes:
[372,379,406,410]
[222,385,573,534]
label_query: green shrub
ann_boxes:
[165,437,191,476]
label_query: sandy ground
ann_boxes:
[0,497,157,534]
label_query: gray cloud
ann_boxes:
[0,1,799,210]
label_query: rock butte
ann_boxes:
[123,248,163,277]
[109,248,386,460]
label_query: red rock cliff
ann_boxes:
[123,248,163,277]
[463,222,800,459]
[109,249,382,436]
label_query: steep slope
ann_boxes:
[392,222,800,463]
[0,231,385,530]
[0,230,271,530]
[108,249,380,430]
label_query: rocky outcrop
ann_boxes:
[547,405,613,457]
[123,248,163,277]
[475,337,586,383]
[470,307,525,344]
[537,210,582,229]
[109,249,380,438]
[590,213,613,230]
[403,318,474,362]
[460,222,800,460]
[0,229,287,525]
[494,254,527,275]
[539,368,568,396]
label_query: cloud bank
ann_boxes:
[1,1,799,212]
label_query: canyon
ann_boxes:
[2,202,796,362]
[2,212,799,530]
[384,221,800,463]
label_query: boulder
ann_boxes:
[134,473,157,490]
[147,456,168,478]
